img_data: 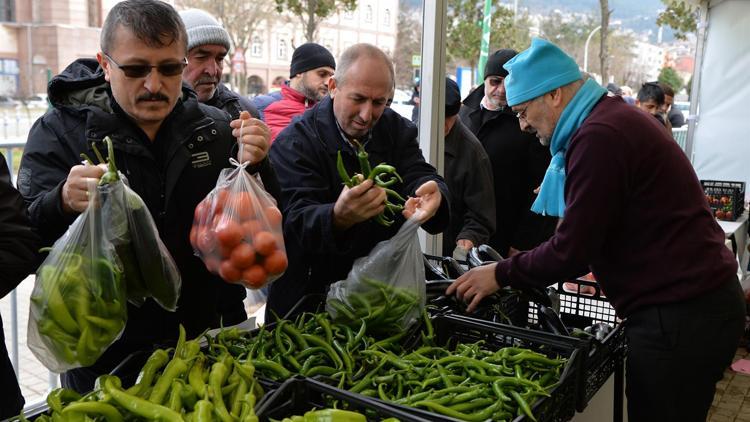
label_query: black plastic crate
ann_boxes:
[256,376,432,422]
[702,179,745,221]
[524,280,626,412]
[426,279,528,326]
[384,314,580,422]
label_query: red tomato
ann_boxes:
[189,226,198,248]
[230,243,256,269]
[194,201,208,225]
[242,265,267,289]
[219,260,242,282]
[263,250,288,275]
[264,206,283,229]
[216,221,244,249]
[213,188,229,215]
[242,220,263,239]
[196,229,217,255]
[233,192,255,221]
[253,231,277,256]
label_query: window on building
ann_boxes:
[277,39,287,59]
[251,36,262,57]
[1,0,15,22]
[365,5,373,23]
[383,9,391,26]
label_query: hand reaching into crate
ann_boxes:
[446,262,501,312]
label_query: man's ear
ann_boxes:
[328,77,338,99]
[97,52,111,82]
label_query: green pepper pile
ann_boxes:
[336,140,406,227]
[327,278,421,337]
[277,408,399,422]
[31,253,125,368]
[30,327,261,422]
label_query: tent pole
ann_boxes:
[685,0,709,163]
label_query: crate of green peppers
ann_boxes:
[256,376,431,422]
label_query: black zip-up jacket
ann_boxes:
[17,59,280,386]
[206,82,259,120]
[1,153,39,418]
[442,119,496,256]
[459,85,557,256]
[267,96,450,318]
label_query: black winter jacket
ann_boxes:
[267,96,450,318]
[442,119,496,256]
[206,83,259,120]
[17,59,280,386]
[0,153,39,419]
[459,85,557,256]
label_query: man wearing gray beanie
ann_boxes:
[179,9,258,119]
[459,48,557,258]
[263,42,336,142]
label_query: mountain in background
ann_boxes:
[400,0,678,43]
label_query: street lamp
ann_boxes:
[583,20,622,73]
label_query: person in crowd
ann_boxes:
[17,0,279,393]
[448,38,744,421]
[459,48,557,257]
[659,82,685,128]
[270,76,286,93]
[267,43,450,319]
[606,82,622,96]
[409,77,421,124]
[263,43,336,142]
[637,81,671,130]
[441,77,495,258]
[179,9,258,120]
[621,85,636,105]
[0,153,40,419]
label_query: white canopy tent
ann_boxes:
[685,0,750,196]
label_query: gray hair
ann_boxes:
[333,43,395,90]
[101,0,187,55]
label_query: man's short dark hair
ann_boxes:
[637,82,665,105]
[101,0,187,55]
[659,82,675,98]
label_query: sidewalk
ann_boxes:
[0,275,58,406]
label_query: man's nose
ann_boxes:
[518,118,530,132]
[206,60,219,77]
[359,102,373,122]
[143,69,162,93]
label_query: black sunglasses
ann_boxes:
[104,52,187,78]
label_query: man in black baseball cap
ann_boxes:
[264,43,337,142]
[442,77,495,259]
[459,48,557,258]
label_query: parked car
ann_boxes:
[24,94,49,109]
[389,88,414,121]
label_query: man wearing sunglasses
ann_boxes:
[179,9,259,121]
[18,0,279,393]
[448,38,744,421]
[459,49,557,258]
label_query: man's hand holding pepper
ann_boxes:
[333,178,386,230]
[446,263,501,312]
[231,111,270,165]
[61,164,107,213]
[402,180,442,223]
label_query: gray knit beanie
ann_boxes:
[179,9,231,51]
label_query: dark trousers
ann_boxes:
[625,277,745,422]
[0,316,24,420]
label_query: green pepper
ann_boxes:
[127,348,169,397]
[303,409,366,422]
[148,356,188,404]
[193,400,214,422]
[208,362,233,422]
[102,375,183,422]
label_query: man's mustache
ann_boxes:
[196,76,219,85]
[137,93,169,102]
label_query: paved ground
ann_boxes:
[709,346,750,421]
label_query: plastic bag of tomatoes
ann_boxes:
[190,160,287,289]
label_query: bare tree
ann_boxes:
[599,0,612,84]
[274,0,357,43]
[394,10,421,89]
[176,0,275,94]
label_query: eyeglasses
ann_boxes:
[103,53,188,78]
[515,104,530,120]
[486,77,503,87]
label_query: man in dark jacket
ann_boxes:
[0,154,39,419]
[459,49,557,257]
[18,0,278,393]
[449,38,744,421]
[442,77,495,258]
[179,9,258,120]
[267,43,450,318]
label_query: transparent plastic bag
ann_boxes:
[326,218,426,335]
[28,181,127,372]
[191,125,287,289]
[85,137,181,310]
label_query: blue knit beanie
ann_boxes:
[503,38,582,107]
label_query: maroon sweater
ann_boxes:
[495,95,737,317]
